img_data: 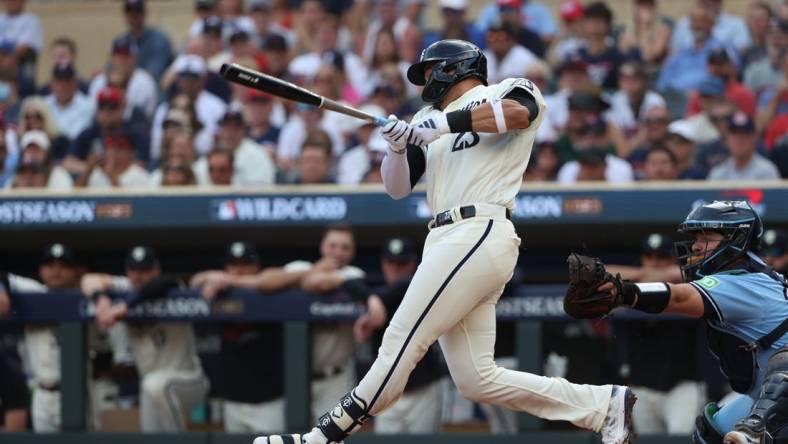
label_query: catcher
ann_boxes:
[564,201,788,444]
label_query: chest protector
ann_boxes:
[706,268,788,394]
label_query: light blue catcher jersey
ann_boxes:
[689,269,788,393]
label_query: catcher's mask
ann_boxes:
[674,200,763,282]
[407,39,487,104]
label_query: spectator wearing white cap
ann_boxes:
[89,35,157,120]
[150,55,227,162]
[336,104,387,185]
[10,130,72,190]
[664,119,707,179]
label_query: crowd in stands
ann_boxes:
[1,0,787,193]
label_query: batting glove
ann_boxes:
[411,114,450,146]
[381,115,413,154]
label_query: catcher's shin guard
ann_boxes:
[733,347,788,443]
[694,403,725,444]
[317,391,369,444]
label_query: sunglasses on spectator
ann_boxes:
[99,102,120,111]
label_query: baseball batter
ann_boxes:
[257,39,634,444]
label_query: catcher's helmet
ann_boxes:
[675,200,763,281]
[407,39,487,104]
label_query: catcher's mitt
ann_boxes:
[564,253,624,319]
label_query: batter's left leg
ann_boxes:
[439,298,635,443]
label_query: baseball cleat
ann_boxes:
[600,385,637,444]
[252,435,304,444]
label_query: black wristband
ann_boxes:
[446,109,473,133]
[619,281,639,306]
[630,282,671,314]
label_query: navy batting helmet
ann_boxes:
[675,201,763,281]
[407,39,487,104]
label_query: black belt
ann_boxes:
[38,381,60,391]
[312,366,343,381]
[433,205,512,228]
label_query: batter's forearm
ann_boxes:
[381,150,412,199]
[470,100,532,132]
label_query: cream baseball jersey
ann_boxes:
[411,78,546,215]
[110,276,202,376]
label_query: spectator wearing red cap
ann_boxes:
[88,35,158,120]
[685,48,756,117]
[547,0,585,68]
[79,134,150,189]
[243,89,281,156]
[483,21,538,85]
[616,0,672,68]
[708,111,780,180]
[475,0,557,47]
[115,0,174,80]
[63,86,150,176]
[44,63,94,141]
[10,130,72,190]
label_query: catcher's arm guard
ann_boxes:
[563,253,628,319]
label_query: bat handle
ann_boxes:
[374,116,390,127]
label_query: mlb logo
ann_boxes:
[215,200,238,221]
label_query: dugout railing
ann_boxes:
[3,286,695,444]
